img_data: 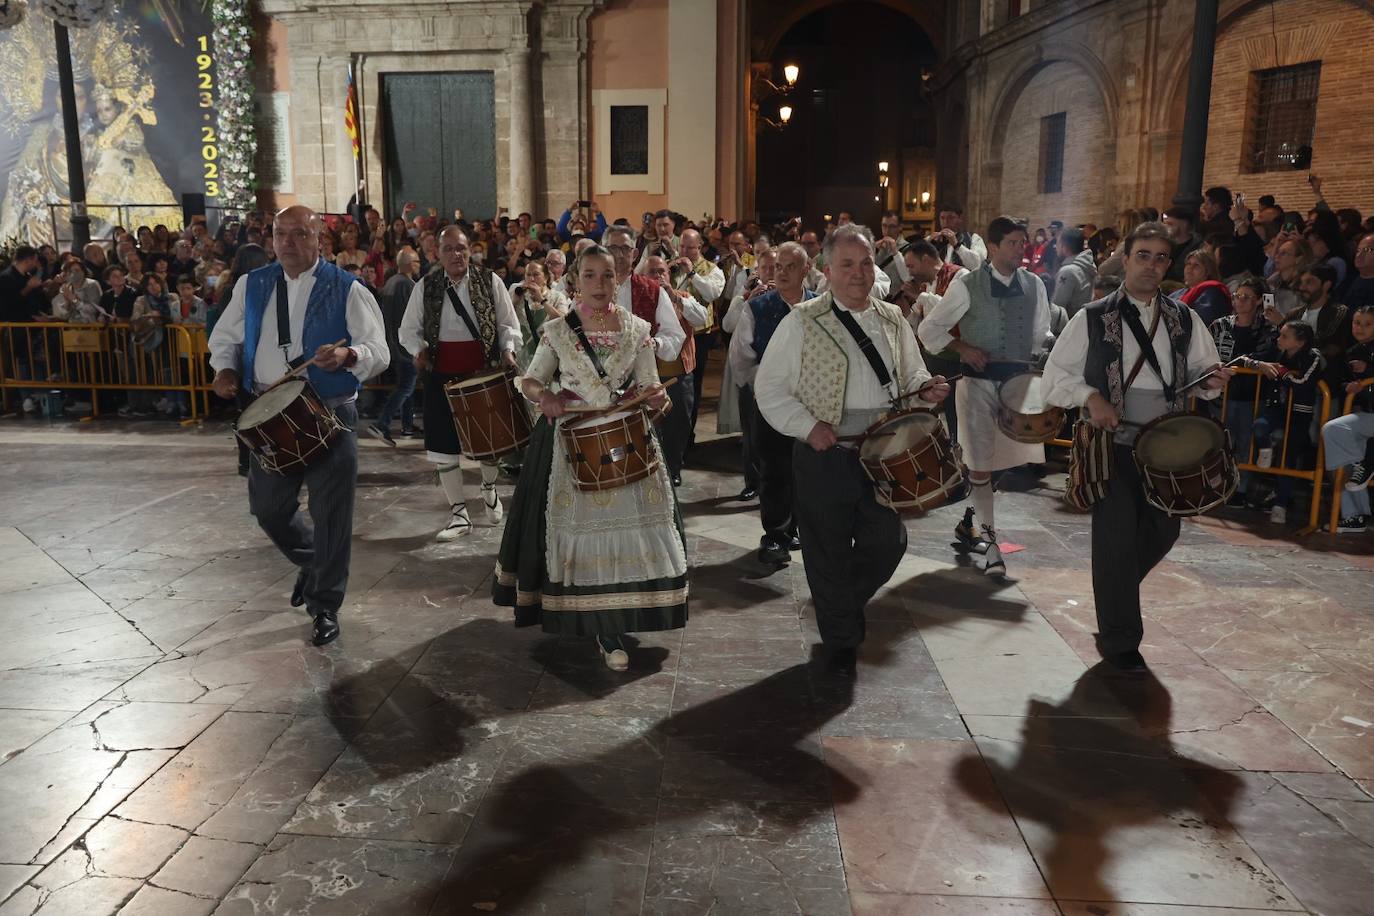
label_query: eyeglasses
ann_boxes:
[605,245,634,255]
[1356,247,1374,256]
[1131,250,1172,265]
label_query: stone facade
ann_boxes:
[256,0,603,219]
[937,0,1374,233]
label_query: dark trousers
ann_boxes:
[737,383,762,490]
[1090,445,1180,655]
[792,442,907,648]
[753,391,795,543]
[376,357,417,432]
[658,374,694,479]
[687,331,717,449]
[247,402,359,617]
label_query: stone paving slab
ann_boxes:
[1,426,1371,914]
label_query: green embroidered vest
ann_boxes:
[795,292,907,425]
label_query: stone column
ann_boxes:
[507,47,535,215]
[1172,0,1219,211]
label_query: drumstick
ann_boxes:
[836,430,895,443]
[561,377,680,414]
[1177,356,1246,395]
[894,374,963,404]
[263,338,349,389]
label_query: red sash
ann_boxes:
[435,340,485,375]
[629,274,696,376]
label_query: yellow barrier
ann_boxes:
[1325,377,1374,535]
[1217,366,1333,535]
[0,321,205,421]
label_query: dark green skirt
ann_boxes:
[492,416,689,636]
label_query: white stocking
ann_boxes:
[438,462,467,509]
[970,476,995,533]
[479,461,499,487]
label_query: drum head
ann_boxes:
[454,369,508,390]
[568,409,634,431]
[998,371,1047,414]
[239,379,305,429]
[860,411,940,459]
[1137,415,1224,470]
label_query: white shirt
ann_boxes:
[876,240,911,292]
[728,287,807,387]
[946,232,987,271]
[906,267,970,340]
[1042,293,1223,409]
[615,278,686,359]
[919,265,1052,356]
[209,259,390,392]
[755,295,932,440]
[684,263,725,328]
[397,270,522,360]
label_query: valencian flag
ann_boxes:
[344,65,361,160]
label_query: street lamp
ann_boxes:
[783,63,800,87]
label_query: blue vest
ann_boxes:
[241,260,358,398]
[750,287,813,361]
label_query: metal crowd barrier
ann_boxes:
[1325,377,1374,535]
[0,321,205,422]
[1217,366,1333,535]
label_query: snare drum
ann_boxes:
[561,409,659,492]
[1133,413,1237,517]
[444,369,533,461]
[235,379,345,475]
[858,409,965,514]
[996,370,1066,444]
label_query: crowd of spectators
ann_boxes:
[996,175,1374,532]
[1,178,1370,532]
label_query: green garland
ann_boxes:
[212,0,255,212]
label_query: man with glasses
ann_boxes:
[1345,232,1374,311]
[920,216,1051,575]
[603,225,691,479]
[209,206,390,646]
[1043,221,1231,673]
[398,226,522,542]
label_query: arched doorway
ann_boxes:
[750,1,939,231]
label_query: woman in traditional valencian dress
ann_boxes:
[493,245,687,671]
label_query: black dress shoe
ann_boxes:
[671,474,683,487]
[311,611,340,646]
[291,569,309,608]
[827,647,857,677]
[757,538,790,566]
[787,532,801,551]
[1103,649,1148,673]
[737,487,758,501]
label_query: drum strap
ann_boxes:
[565,309,609,380]
[830,303,896,400]
[1121,302,1173,401]
[274,274,304,368]
[446,285,493,363]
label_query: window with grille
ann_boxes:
[1244,62,1321,173]
[609,105,649,176]
[1039,112,1066,194]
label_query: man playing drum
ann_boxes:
[920,216,1051,575]
[603,224,692,480]
[209,206,390,646]
[756,225,949,677]
[1043,221,1231,673]
[398,227,522,541]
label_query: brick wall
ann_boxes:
[996,60,1110,231]
[1196,0,1374,216]
[951,0,1374,229]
